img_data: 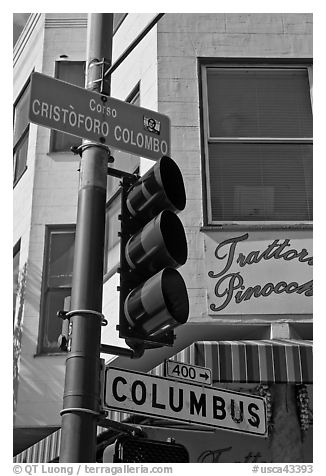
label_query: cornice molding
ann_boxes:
[45,17,87,29]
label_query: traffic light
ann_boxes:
[113,435,189,463]
[118,155,189,348]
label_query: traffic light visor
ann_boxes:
[126,156,186,223]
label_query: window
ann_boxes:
[13,81,30,184]
[202,64,313,223]
[13,241,21,322]
[39,227,75,353]
[50,61,85,152]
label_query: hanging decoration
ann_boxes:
[296,384,311,433]
[254,384,273,434]
[252,383,312,439]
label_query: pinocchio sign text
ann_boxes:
[204,231,313,315]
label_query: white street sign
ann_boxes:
[165,360,212,385]
[104,367,267,436]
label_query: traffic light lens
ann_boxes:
[160,210,187,266]
[161,268,189,326]
[158,155,186,212]
[124,268,189,337]
[125,210,187,276]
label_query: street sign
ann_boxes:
[165,360,212,385]
[28,72,170,161]
[104,367,267,436]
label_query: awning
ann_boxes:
[149,339,313,385]
[194,339,313,384]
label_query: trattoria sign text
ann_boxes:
[205,231,312,315]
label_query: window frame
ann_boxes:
[200,61,313,227]
[37,225,75,355]
[13,78,31,186]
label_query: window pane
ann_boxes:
[40,228,75,353]
[13,83,30,145]
[51,129,81,152]
[48,231,75,287]
[207,68,312,138]
[106,197,121,249]
[42,288,71,352]
[104,195,121,273]
[52,62,84,151]
[13,131,29,182]
[56,61,85,87]
[208,143,312,221]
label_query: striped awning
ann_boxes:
[157,339,312,385]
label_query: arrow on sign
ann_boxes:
[200,372,210,381]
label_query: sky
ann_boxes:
[13,13,30,45]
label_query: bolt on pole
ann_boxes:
[59,13,113,463]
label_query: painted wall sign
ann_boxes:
[204,231,312,315]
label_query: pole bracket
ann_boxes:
[107,166,139,183]
[97,415,144,436]
[100,343,144,359]
[58,309,108,326]
[60,407,101,417]
[71,143,114,161]
[87,57,111,94]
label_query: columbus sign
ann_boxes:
[104,368,267,436]
[28,72,170,160]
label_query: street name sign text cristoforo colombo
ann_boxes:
[104,368,267,436]
[28,72,170,161]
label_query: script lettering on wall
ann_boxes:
[204,231,313,315]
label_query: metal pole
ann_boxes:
[59,13,113,463]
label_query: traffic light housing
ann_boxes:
[118,156,189,348]
[113,435,189,463]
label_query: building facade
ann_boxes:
[13,13,313,462]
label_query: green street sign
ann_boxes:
[29,72,171,160]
